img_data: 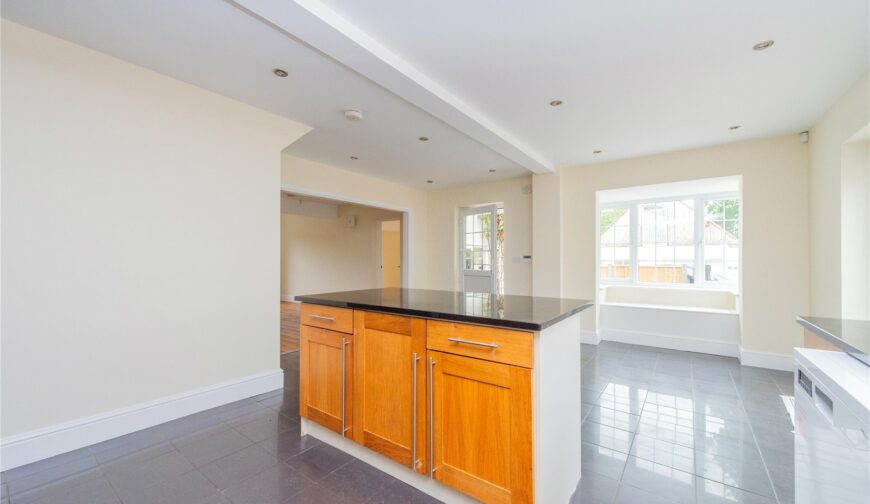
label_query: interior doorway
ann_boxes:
[379,220,402,288]
[459,205,505,294]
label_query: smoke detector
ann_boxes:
[344,109,363,121]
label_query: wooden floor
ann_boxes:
[280,301,300,353]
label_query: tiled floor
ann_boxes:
[1,342,796,504]
[573,341,795,504]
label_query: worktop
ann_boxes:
[797,315,869,366]
[295,287,593,331]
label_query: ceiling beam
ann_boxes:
[230,0,555,173]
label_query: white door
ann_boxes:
[459,206,498,293]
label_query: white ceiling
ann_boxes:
[1,0,526,189]
[3,0,868,187]
[315,0,868,166]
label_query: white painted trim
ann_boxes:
[600,328,739,358]
[301,419,477,503]
[280,294,299,303]
[739,347,794,372]
[581,330,601,345]
[0,369,284,471]
[280,184,412,288]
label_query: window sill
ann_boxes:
[599,301,738,315]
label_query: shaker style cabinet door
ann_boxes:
[429,351,533,504]
[299,324,353,437]
[352,311,427,473]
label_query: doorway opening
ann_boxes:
[279,192,407,353]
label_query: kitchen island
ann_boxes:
[295,288,593,503]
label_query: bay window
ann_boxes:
[599,193,739,288]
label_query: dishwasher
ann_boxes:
[794,348,870,504]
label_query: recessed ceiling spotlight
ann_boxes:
[753,40,774,51]
[350,156,359,160]
[549,100,563,107]
[426,180,434,184]
[419,136,429,142]
[593,150,602,154]
[729,125,741,130]
[272,68,288,77]
[489,169,496,172]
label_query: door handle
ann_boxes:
[308,314,336,322]
[447,337,499,349]
[412,352,420,470]
[428,356,436,479]
[341,338,349,437]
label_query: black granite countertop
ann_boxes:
[797,315,869,367]
[296,288,593,331]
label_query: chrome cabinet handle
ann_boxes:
[411,352,420,470]
[428,356,436,479]
[309,314,336,322]
[341,338,348,437]
[447,337,499,349]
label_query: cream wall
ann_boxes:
[281,155,428,288]
[1,21,311,436]
[561,135,810,355]
[280,204,401,299]
[426,176,533,295]
[808,72,870,317]
[840,139,870,319]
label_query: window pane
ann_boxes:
[704,199,739,283]
[600,207,630,280]
[638,200,695,284]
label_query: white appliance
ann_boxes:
[794,348,870,504]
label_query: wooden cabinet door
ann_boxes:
[353,311,427,474]
[299,325,352,437]
[429,351,533,504]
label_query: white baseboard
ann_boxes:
[0,368,284,471]
[581,330,601,345]
[600,328,739,358]
[280,295,299,303]
[738,347,793,372]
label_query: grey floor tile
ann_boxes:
[581,442,628,480]
[257,428,321,461]
[26,476,120,504]
[199,444,279,490]
[174,426,253,468]
[582,421,635,453]
[629,435,695,473]
[696,476,776,503]
[380,479,443,503]
[122,470,220,504]
[89,427,168,464]
[636,419,695,449]
[767,466,795,504]
[569,472,619,504]
[105,450,195,499]
[6,454,99,497]
[10,468,104,504]
[621,456,696,504]
[315,459,394,501]
[285,443,354,482]
[233,410,298,443]
[585,404,641,432]
[615,482,681,504]
[214,401,272,423]
[222,462,312,504]
[1,448,92,483]
[695,451,775,497]
[100,442,176,474]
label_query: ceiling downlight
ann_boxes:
[272,68,288,77]
[753,40,775,51]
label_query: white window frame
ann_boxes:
[598,191,740,290]
[458,204,499,293]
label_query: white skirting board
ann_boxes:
[0,369,284,471]
[600,328,740,358]
[738,347,794,372]
[280,295,299,303]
